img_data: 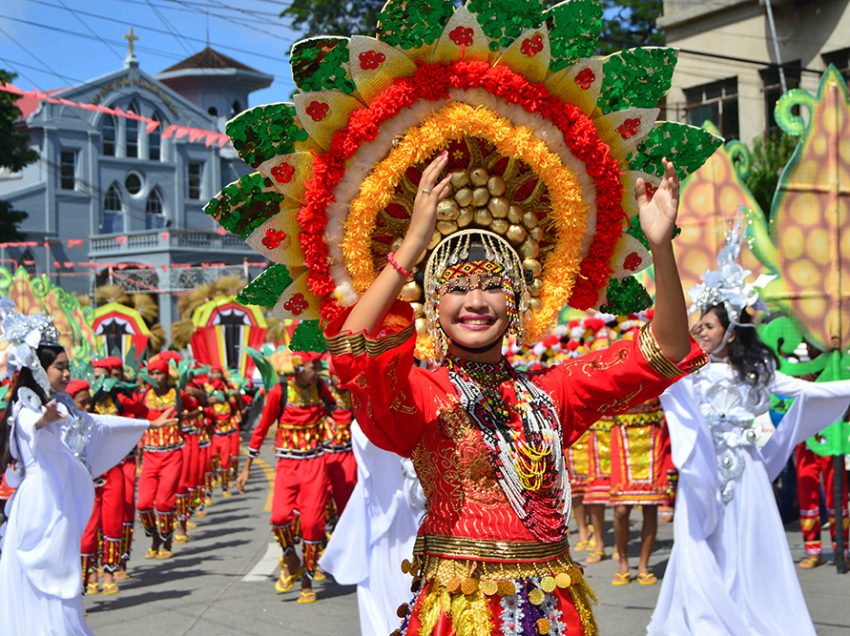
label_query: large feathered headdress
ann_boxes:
[204,0,722,356]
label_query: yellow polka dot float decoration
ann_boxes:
[203,0,722,354]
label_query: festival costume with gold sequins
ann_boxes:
[326,302,706,635]
[323,385,358,514]
[137,387,197,542]
[249,379,333,578]
[608,398,672,506]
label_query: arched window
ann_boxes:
[126,101,139,159]
[102,183,123,233]
[102,115,116,156]
[230,99,242,117]
[145,189,165,229]
[149,112,162,161]
[208,106,218,117]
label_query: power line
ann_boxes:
[0,9,292,63]
[55,0,124,63]
[0,24,78,85]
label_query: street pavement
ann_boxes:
[86,447,850,635]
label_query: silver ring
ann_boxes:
[421,188,432,194]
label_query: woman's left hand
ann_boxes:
[637,157,680,248]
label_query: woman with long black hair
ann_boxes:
[649,229,850,635]
[0,305,172,635]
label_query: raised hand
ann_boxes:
[403,151,453,258]
[636,158,680,248]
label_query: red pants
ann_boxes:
[796,443,849,555]
[212,434,234,472]
[324,450,357,514]
[270,456,328,542]
[198,443,211,490]
[138,449,183,513]
[81,465,125,572]
[179,432,199,495]
[120,456,137,561]
[230,430,241,463]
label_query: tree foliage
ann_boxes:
[744,132,797,218]
[279,0,665,49]
[280,0,386,37]
[0,69,38,241]
[598,0,664,54]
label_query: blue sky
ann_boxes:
[0,0,300,106]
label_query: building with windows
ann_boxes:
[0,37,272,330]
[659,0,849,143]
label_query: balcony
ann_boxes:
[89,229,248,256]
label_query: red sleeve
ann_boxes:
[540,322,707,446]
[117,393,151,419]
[324,300,427,457]
[249,383,282,455]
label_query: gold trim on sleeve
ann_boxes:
[364,322,415,357]
[638,322,687,379]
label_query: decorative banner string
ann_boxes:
[0,83,230,148]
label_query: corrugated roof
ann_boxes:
[160,47,260,74]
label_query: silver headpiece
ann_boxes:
[0,297,63,394]
[688,211,762,325]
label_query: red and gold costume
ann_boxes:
[326,302,706,635]
[323,384,357,515]
[208,378,241,495]
[796,442,849,557]
[566,431,591,497]
[249,372,332,578]
[608,399,672,506]
[581,417,614,506]
[137,369,197,544]
[88,367,151,576]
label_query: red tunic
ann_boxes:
[141,387,197,451]
[326,301,706,635]
[248,380,331,459]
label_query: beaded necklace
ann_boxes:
[446,356,569,542]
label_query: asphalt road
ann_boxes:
[85,446,850,635]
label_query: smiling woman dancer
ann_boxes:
[323,153,707,635]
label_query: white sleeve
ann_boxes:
[84,412,148,477]
[761,372,850,480]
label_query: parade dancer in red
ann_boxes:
[207,366,240,499]
[323,364,357,517]
[796,440,849,568]
[137,356,199,559]
[91,357,151,581]
[237,352,332,604]
[73,380,124,596]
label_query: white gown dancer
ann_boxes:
[320,421,424,636]
[648,361,850,635]
[0,390,148,636]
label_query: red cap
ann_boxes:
[103,356,123,370]
[294,351,323,364]
[67,379,90,397]
[159,351,182,364]
[147,357,170,374]
[93,359,111,369]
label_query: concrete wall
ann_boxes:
[660,0,850,144]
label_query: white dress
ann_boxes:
[319,421,424,636]
[648,362,850,636]
[0,390,148,636]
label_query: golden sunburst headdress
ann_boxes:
[205,0,722,356]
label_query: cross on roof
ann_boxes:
[124,28,139,58]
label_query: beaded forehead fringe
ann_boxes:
[423,229,529,359]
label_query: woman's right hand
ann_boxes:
[399,151,453,262]
[36,401,65,429]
